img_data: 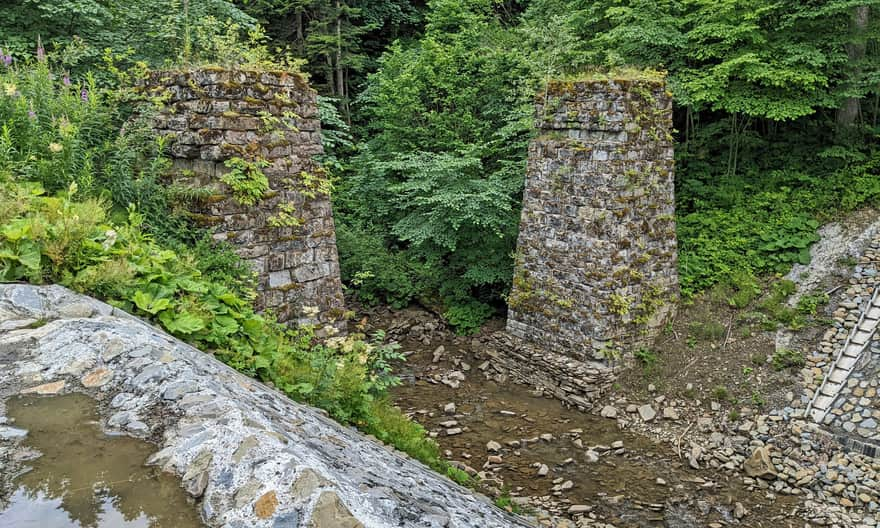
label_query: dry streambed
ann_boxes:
[380,311,807,528]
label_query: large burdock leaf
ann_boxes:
[132,289,171,314]
[160,310,206,335]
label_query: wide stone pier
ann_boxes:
[143,68,345,331]
[502,75,679,405]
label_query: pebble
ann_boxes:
[638,404,656,422]
[600,405,618,418]
[0,426,27,440]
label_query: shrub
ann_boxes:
[0,58,193,244]
[443,300,494,336]
[335,220,435,309]
[688,321,726,340]
[796,292,829,315]
[772,348,806,371]
[712,385,730,401]
[634,347,658,369]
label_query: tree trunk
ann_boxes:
[837,5,870,129]
[295,9,304,54]
[326,55,335,96]
[335,0,345,100]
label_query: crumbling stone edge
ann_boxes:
[0,284,532,528]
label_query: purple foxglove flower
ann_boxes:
[80,88,88,102]
[2,55,11,67]
[62,74,71,86]
[36,37,45,62]
[28,110,36,120]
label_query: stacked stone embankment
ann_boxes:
[0,284,532,528]
[143,68,345,331]
[806,235,880,448]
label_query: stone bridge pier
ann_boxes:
[500,75,679,406]
[143,68,345,332]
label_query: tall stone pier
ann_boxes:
[143,69,345,331]
[506,76,678,375]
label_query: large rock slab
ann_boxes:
[0,284,530,528]
[743,446,777,480]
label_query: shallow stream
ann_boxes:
[0,393,203,528]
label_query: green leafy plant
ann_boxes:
[751,391,765,407]
[443,301,494,336]
[267,202,304,228]
[771,348,806,371]
[796,292,829,315]
[221,156,270,205]
[688,320,726,340]
[634,347,658,372]
[712,385,730,402]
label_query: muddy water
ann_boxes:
[0,394,203,528]
[390,333,804,527]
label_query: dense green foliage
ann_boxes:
[334,0,536,331]
[6,0,880,332]
[0,0,257,72]
[2,0,880,346]
[329,0,880,322]
[0,58,465,483]
[311,0,880,328]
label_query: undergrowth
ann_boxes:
[0,56,461,482]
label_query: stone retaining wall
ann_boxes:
[0,284,531,528]
[503,77,679,405]
[142,69,345,331]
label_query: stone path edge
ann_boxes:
[0,284,533,528]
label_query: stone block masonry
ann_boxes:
[0,284,532,528]
[504,76,679,403]
[142,68,345,332]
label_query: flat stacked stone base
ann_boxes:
[481,332,618,410]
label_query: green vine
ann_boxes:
[221,156,270,205]
[298,167,333,198]
[268,202,305,228]
[609,291,632,316]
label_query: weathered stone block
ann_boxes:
[144,68,346,332]
[504,75,679,406]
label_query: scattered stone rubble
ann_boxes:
[585,234,880,528]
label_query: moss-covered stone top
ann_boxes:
[544,68,667,97]
[145,67,310,91]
